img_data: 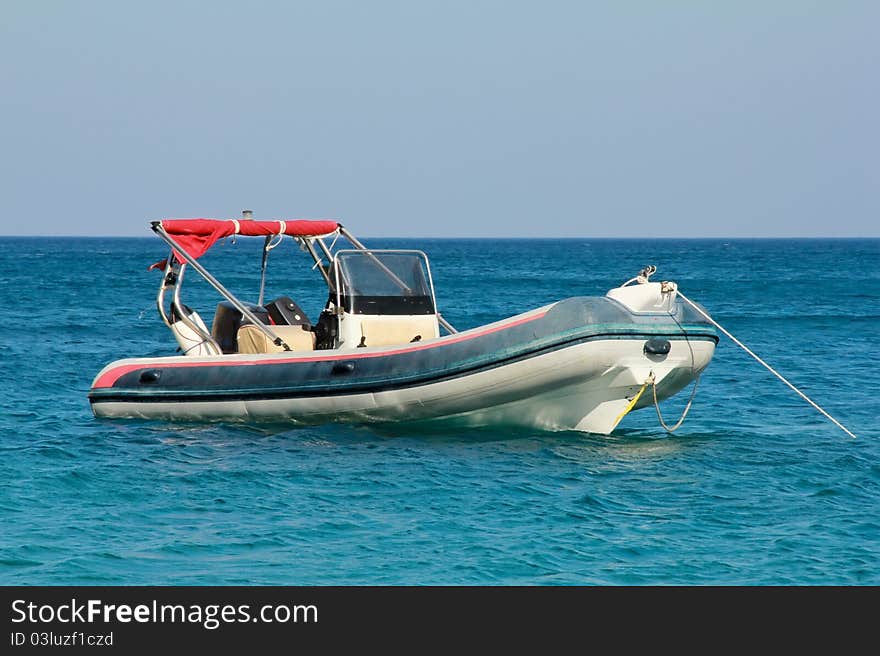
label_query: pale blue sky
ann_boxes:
[1,1,877,237]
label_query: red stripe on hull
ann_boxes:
[91,311,548,390]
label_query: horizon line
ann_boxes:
[1,234,878,240]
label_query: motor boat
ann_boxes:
[88,215,717,434]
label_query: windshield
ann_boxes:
[335,250,435,315]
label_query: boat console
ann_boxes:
[331,250,440,349]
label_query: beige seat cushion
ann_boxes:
[359,316,439,348]
[237,324,316,354]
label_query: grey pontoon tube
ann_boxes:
[337,226,458,334]
[151,222,291,351]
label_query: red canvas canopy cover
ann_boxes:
[159,218,340,262]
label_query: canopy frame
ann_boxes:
[152,221,294,350]
[150,217,457,350]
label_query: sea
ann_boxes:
[1,237,878,585]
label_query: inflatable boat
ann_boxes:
[88,215,717,434]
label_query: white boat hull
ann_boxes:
[92,337,714,434]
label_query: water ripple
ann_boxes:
[1,237,878,584]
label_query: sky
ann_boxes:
[0,1,877,237]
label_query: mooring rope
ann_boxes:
[650,372,701,433]
[675,288,857,439]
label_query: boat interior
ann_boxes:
[155,223,447,357]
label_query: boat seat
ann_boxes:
[358,316,439,348]
[236,324,316,354]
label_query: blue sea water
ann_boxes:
[1,236,878,585]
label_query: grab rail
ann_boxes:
[152,223,291,351]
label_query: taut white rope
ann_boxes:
[675,289,857,439]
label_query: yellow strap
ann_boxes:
[610,376,653,431]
